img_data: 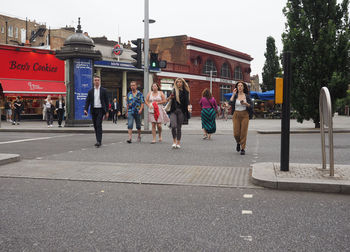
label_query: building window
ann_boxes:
[220,85,231,102]
[220,62,231,78]
[234,66,243,80]
[1,27,4,33]
[202,59,217,76]
[8,26,13,37]
[15,27,18,38]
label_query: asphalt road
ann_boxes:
[0,131,350,251]
[0,131,349,166]
[1,178,349,251]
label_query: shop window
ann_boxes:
[220,85,231,102]
[220,62,231,78]
[234,66,243,80]
[8,26,13,37]
[202,59,217,76]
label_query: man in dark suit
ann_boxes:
[111,98,120,124]
[84,75,109,147]
[55,95,65,127]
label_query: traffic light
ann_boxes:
[150,53,159,68]
[131,39,142,69]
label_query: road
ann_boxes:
[0,131,349,251]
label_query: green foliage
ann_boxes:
[335,89,350,114]
[262,36,282,91]
[282,0,350,127]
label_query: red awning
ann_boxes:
[0,78,66,97]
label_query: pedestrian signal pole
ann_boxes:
[280,51,292,171]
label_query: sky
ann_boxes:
[1,0,288,80]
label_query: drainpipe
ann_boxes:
[5,21,8,44]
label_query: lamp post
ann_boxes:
[143,0,156,131]
[143,0,150,131]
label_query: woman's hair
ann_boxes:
[236,81,249,94]
[174,78,190,103]
[151,82,160,91]
[202,88,212,99]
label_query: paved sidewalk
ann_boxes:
[0,159,256,188]
[1,115,349,133]
[252,162,350,194]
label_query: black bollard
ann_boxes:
[280,52,292,171]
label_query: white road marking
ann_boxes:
[243,194,253,198]
[0,134,76,145]
[240,235,253,241]
[36,157,43,160]
[242,210,253,215]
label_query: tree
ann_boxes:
[282,0,350,127]
[262,36,282,91]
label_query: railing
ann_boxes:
[319,87,334,176]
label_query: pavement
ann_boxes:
[0,115,350,194]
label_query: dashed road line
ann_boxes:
[242,210,253,215]
[240,235,253,241]
[243,194,253,198]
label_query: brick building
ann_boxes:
[0,14,74,49]
[150,35,253,116]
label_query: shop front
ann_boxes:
[0,44,65,119]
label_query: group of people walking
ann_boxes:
[84,76,252,154]
[43,95,65,127]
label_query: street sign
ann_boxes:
[112,44,123,56]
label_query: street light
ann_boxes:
[143,0,156,131]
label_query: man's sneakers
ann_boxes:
[95,142,101,148]
[240,149,245,155]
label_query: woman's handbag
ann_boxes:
[164,99,172,112]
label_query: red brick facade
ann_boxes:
[150,35,253,116]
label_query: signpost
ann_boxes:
[280,52,292,172]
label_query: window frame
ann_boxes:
[202,59,217,76]
[220,84,232,102]
[220,62,231,79]
[234,66,243,80]
[8,25,13,37]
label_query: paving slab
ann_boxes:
[252,162,350,194]
[0,159,258,188]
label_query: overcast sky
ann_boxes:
[1,0,288,80]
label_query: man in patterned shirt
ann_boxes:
[126,81,144,143]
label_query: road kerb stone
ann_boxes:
[252,162,350,194]
[0,154,21,166]
[251,162,277,189]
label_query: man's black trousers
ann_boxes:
[92,108,104,143]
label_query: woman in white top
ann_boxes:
[145,83,170,143]
[45,95,55,127]
[229,81,253,155]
